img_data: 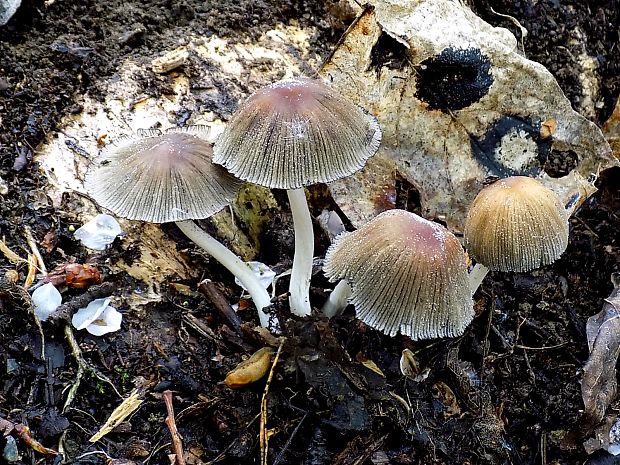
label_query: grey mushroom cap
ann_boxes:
[464,176,569,272]
[213,77,382,189]
[85,126,243,223]
[324,210,474,340]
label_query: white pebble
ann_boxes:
[74,214,122,250]
[31,282,62,321]
[72,297,122,336]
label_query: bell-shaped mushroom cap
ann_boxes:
[324,210,474,340]
[85,127,243,223]
[464,176,569,272]
[213,77,382,189]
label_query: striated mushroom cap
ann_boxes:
[464,176,569,272]
[213,77,382,189]
[324,210,473,340]
[85,127,242,223]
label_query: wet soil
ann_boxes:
[0,1,619,465]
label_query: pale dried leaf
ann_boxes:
[582,279,620,430]
[89,389,144,443]
[320,0,617,230]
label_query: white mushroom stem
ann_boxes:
[468,263,490,295]
[175,220,275,329]
[321,280,352,318]
[287,188,314,317]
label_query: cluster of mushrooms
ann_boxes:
[85,77,570,340]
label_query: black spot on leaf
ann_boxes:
[469,116,552,177]
[415,46,493,111]
[369,32,409,73]
[543,149,579,178]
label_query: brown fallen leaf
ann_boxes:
[13,424,58,456]
[355,353,385,378]
[432,381,461,418]
[224,347,273,389]
[44,262,102,289]
[582,275,620,435]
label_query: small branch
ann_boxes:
[0,236,27,266]
[515,342,568,351]
[273,412,307,465]
[50,281,116,322]
[14,424,59,457]
[163,390,186,465]
[24,253,37,289]
[260,339,285,465]
[24,225,47,275]
[63,324,121,412]
[198,279,241,330]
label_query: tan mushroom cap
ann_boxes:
[213,77,382,189]
[85,127,242,223]
[324,210,474,340]
[464,176,569,272]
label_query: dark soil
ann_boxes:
[0,1,619,465]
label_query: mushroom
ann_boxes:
[85,126,276,329]
[323,209,474,340]
[213,77,381,317]
[464,176,569,292]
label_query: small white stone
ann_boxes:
[0,0,21,26]
[74,214,122,250]
[31,282,62,321]
[235,261,276,291]
[72,297,122,336]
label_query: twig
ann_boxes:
[515,342,568,351]
[0,236,27,265]
[482,296,494,359]
[272,413,307,465]
[1,418,60,457]
[14,424,59,457]
[163,390,186,465]
[260,339,285,465]
[50,281,116,322]
[204,414,261,465]
[24,253,37,289]
[24,225,47,275]
[63,324,121,413]
[182,313,217,342]
[63,324,86,413]
[197,279,241,330]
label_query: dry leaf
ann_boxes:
[602,96,620,159]
[582,275,620,444]
[89,389,143,443]
[224,347,273,389]
[320,0,617,230]
[355,353,385,378]
[400,349,419,379]
[432,381,461,418]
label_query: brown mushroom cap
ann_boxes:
[85,127,242,223]
[213,77,382,189]
[464,176,569,272]
[324,210,473,340]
